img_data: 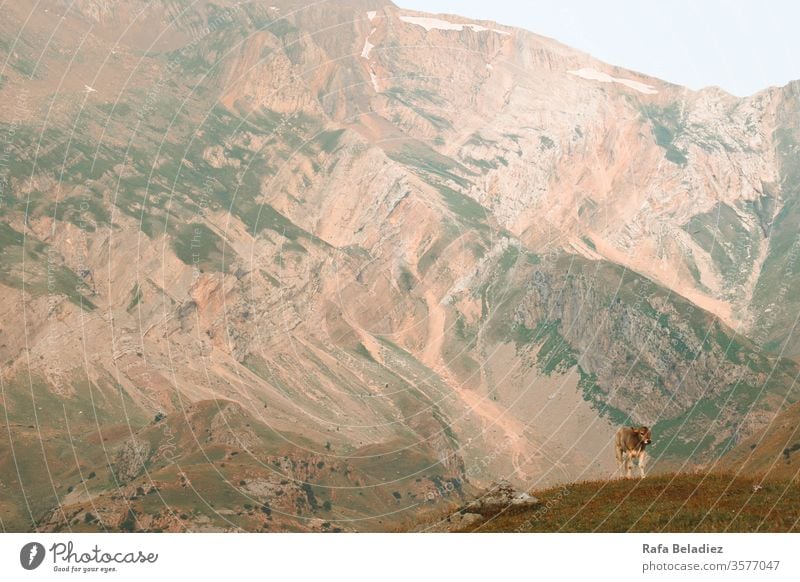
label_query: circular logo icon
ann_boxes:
[19,542,46,570]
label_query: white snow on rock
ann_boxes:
[568,67,658,95]
[361,35,375,59]
[399,15,509,35]
[400,15,461,31]
[467,23,509,35]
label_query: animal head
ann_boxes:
[637,426,652,445]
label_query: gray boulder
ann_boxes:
[465,480,539,511]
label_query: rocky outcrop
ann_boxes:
[113,438,151,483]
[465,480,540,512]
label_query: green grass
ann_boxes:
[497,245,520,272]
[238,202,321,244]
[775,125,800,192]
[462,156,500,171]
[0,223,24,250]
[354,342,375,362]
[316,128,345,153]
[386,141,471,189]
[397,267,416,292]
[51,266,97,310]
[683,203,758,289]
[127,283,143,311]
[519,319,578,375]
[437,185,490,229]
[641,104,688,166]
[485,252,799,467]
[510,322,537,345]
[0,224,96,310]
[417,225,458,275]
[749,178,800,355]
[503,315,580,376]
[577,366,631,426]
[267,19,298,39]
[48,195,112,231]
[385,87,452,131]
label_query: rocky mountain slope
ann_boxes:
[720,398,800,481]
[1,0,798,531]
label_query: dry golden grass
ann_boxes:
[438,472,800,533]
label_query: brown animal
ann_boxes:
[615,426,652,478]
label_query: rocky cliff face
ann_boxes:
[0,0,798,531]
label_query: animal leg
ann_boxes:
[639,452,647,478]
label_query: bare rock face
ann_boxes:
[113,438,151,483]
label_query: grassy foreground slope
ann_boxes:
[443,473,800,533]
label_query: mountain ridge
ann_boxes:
[0,0,798,532]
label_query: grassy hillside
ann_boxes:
[440,473,800,533]
[488,253,800,463]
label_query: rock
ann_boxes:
[465,480,540,511]
[113,438,151,482]
[457,512,484,529]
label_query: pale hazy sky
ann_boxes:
[398,0,800,96]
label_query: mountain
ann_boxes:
[0,0,798,532]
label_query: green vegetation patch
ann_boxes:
[171,223,228,272]
[354,342,376,363]
[0,223,24,250]
[641,103,688,166]
[683,203,758,289]
[316,129,345,153]
[127,283,143,311]
[513,319,578,375]
[577,366,630,426]
[386,141,471,189]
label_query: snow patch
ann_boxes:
[568,68,658,95]
[467,24,509,35]
[367,10,377,21]
[369,69,380,92]
[361,35,375,59]
[399,15,509,35]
